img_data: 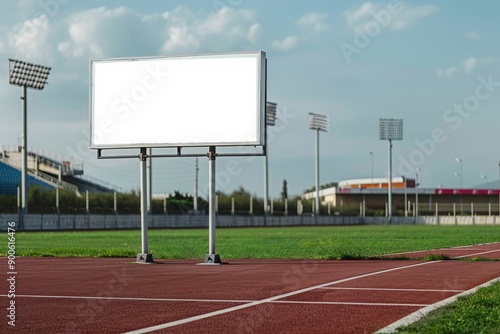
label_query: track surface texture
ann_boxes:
[1,243,499,333]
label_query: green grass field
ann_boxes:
[394,281,500,334]
[3,224,500,333]
[3,224,500,259]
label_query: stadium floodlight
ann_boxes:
[8,59,51,90]
[379,118,403,224]
[309,112,329,132]
[309,112,330,216]
[8,59,51,221]
[266,101,277,126]
[264,102,278,217]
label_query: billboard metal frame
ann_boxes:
[90,51,266,149]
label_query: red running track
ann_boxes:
[1,243,500,333]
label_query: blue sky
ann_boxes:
[1,0,500,198]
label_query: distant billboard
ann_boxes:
[90,51,266,149]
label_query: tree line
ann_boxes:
[0,181,368,216]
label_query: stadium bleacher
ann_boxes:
[0,161,52,195]
[0,146,118,195]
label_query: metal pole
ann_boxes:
[264,151,269,216]
[315,129,320,216]
[388,139,392,224]
[85,190,89,214]
[17,186,20,214]
[194,157,198,213]
[460,160,463,188]
[205,146,221,263]
[209,146,216,254]
[113,191,117,214]
[370,151,374,184]
[56,165,61,214]
[404,177,408,217]
[164,195,167,215]
[140,148,148,254]
[146,148,152,215]
[21,85,28,218]
[415,172,419,218]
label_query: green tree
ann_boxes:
[281,179,288,200]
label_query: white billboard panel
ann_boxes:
[90,51,266,149]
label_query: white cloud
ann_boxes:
[8,14,51,61]
[297,12,330,33]
[343,2,438,31]
[465,30,480,40]
[198,7,253,36]
[162,25,199,53]
[343,2,380,26]
[57,6,260,59]
[437,57,495,78]
[391,4,439,30]
[463,57,477,73]
[163,7,259,53]
[272,35,299,51]
[247,23,260,44]
[463,56,495,73]
[436,67,456,78]
[58,6,159,59]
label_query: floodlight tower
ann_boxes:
[8,59,51,220]
[379,118,403,224]
[309,113,329,216]
[264,101,277,216]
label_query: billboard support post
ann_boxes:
[204,146,222,264]
[136,148,154,263]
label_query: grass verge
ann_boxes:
[1,224,499,259]
[394,281,500,334]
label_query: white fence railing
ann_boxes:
[0,214,497,231]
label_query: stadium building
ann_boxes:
[302,177,500,215]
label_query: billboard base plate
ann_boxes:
[136,253,154,263]
[198,254,224,265]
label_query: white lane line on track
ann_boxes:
[123,261,438,334]
[454,249,500,258]
[375,277,500,333]
[0,294,430,308]
[0,294,429,307]
[0,294,253,304]
[318,287,465,293]
[271,300,429,307]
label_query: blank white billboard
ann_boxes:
[90,51,266,149]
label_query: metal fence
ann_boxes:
[0,213,498,231]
